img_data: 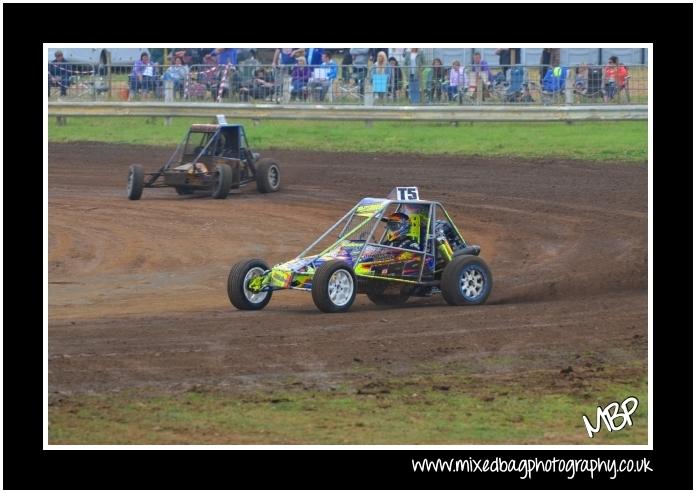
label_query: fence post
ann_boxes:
[164,80,173,126]
[106,52,113,100]
[565,68,575,105]
[476,74,483,105]
[92,64,98,101]
[364,78,373,107]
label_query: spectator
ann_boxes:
[387,56,403,101]
[49,50,71,97]
[290,56,311,101]
[273,48,302,100]
[470,52,492,100]
[368,48,389,63]
[495,48,521,77]
[617,60,631,102]
[171,48,193,66]
[447,60,467,102]
[238,49,261,96]
[130,52,157,97]
[210,48,237,67]
[603,56,620,102]
[402,48,425,103]
[540,48,561,83]
[425,57,446,103]
[249,67,275,100]
[197,54,219,99]
[308,51,337,101]
[273,48,301,71]
[370,51,390,102]
[604,55,631,102]
[573,63,589,101]
[163,55,189,98]
[350,47,370,96]
[341,50,353,82]
[305,48,324,68]
[471,52,493,84]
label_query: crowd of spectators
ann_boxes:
[48,47,634,104]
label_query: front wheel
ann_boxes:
[311,260,357,313]
[441,255,492,306]
[227,259,272,310]
[127,164,144,200]
[256,158,281,193]
[211,163,233,199]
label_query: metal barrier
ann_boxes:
[47,62,648,108]
[48,101,647,122]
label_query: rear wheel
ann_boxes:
[211,163,233,199]
[441,255,492,306]
[127,164,144,200]
[256,158,281,193]
[311,261,356,313]
[227,259,272,310]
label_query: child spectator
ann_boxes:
[290,56,311,101]
[447,60,467,102]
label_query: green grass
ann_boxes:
[48,117,647,162]
[49,371,648,445]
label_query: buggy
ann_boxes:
[227,187,492,313]
[127,116,280,200]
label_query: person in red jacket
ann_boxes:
[603,56,630,102]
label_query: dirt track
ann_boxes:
[48,143,648,395]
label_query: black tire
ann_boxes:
[127,164,144,200]
[256,158,281,193]
[366,284,413,305]
[175,186,194,195]
[227,259,272,310]
[211,163,233,199]
[311,260,357,313]
[441,255,492,306]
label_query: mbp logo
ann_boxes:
[582,396,639,438]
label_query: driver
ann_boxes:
[383,212,420,250]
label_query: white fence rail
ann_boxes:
[48,102,647,122]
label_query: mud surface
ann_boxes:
[48,143,648,395]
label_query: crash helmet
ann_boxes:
[385,212,410,242]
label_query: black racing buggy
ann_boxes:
[127,116,280,200]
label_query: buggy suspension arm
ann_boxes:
[145,166,166,186]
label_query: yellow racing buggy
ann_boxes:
[227,187,492,313]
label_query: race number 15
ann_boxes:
[396,187,419,200]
